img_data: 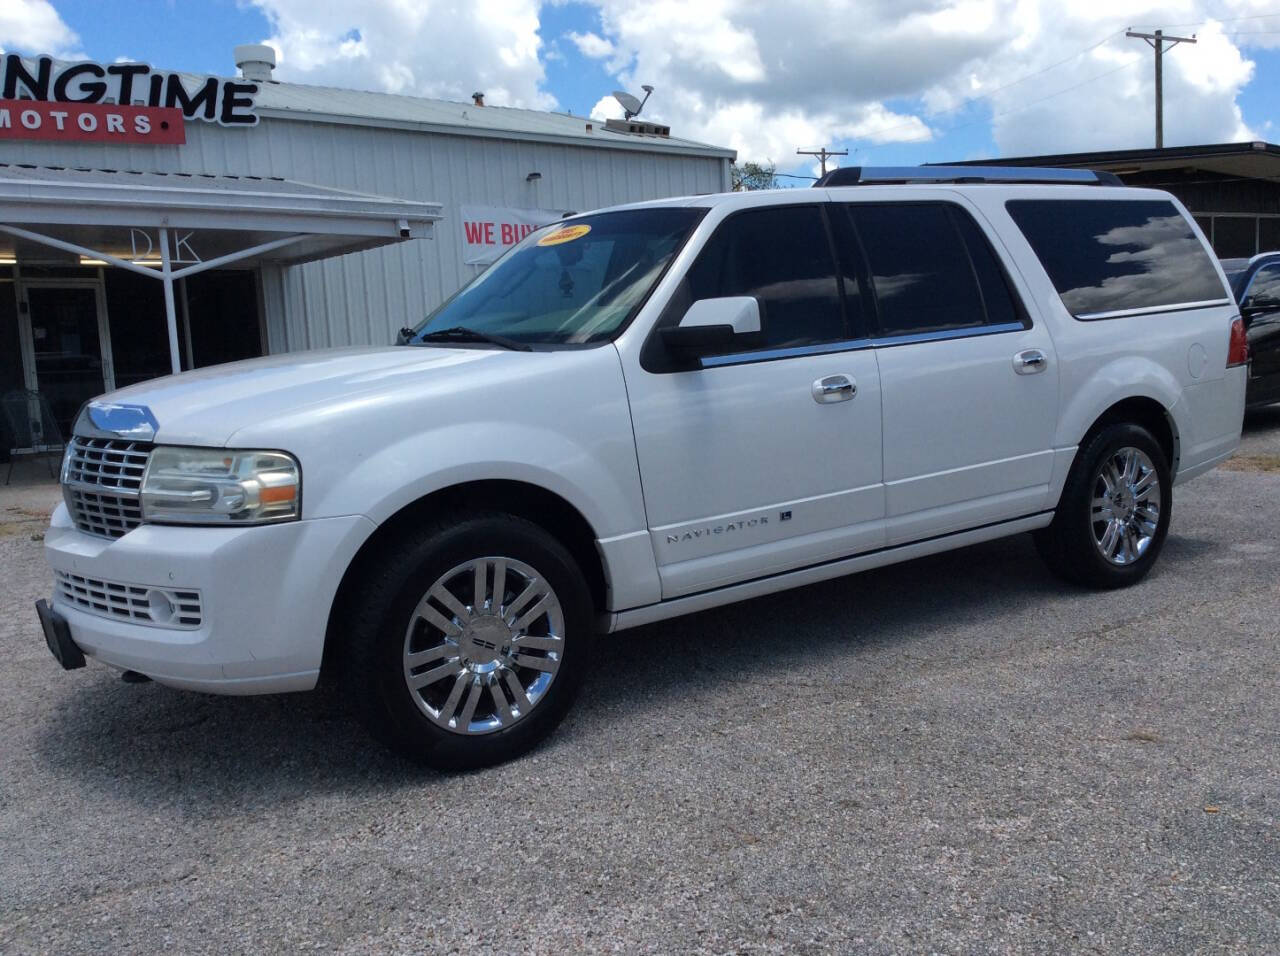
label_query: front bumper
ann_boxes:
[43,504,375,694]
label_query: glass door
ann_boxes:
[20,281,113,438]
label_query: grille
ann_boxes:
[54,570,203,629]
[63,437,153,539]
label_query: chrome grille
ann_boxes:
[54,570,203,629]
[63,437,153,539]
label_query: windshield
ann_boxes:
[407,206,705,346]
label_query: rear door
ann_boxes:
[835,200,1060,545]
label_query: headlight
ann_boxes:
[140,447,301,525]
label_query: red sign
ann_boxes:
[0,99,185,144]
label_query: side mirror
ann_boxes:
[1242,295,1280,319]
[660,296,761,362]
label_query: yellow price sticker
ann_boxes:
[537,224,592,246]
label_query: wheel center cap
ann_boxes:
[461,615,512,670]
[1114,489,1136,520]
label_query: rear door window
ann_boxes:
[1006,199,1228,319]
[843,202,1024,338]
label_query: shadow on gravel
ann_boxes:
[32,527,1221,801]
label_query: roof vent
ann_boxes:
[604,118,670,138]
[472,92,485,107]
[234,44,277,82]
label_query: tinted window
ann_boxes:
[848,203,988,336]
[686,205,845,349]
[1245,263,1280,308]
[1007,199,1226,318]
[951,209,1023,328]
[411,207,704,346]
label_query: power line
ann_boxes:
[842,26,1132,147]
[1131,11,1280,30]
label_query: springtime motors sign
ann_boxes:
[0,100,186,144]
[0,54,258,135]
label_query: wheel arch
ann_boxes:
[321,479,609,683]
[1080,396,1177,476]
[1079,395,1180,474]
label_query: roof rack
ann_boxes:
[812,165,1123,188]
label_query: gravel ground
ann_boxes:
[1,421,1278,954]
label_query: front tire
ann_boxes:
[1035,423,1172,589]
[341,511,594,770]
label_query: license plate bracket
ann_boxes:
[36,599,85,670]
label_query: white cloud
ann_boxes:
[246,1,1268,170]
[579,0,1267,166]
[567,31,615,59]
[248,0,556,109]
[0,0,82,58]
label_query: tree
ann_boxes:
[731,160,779,191]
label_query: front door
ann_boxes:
[19,281,113,437]
[622,203,885,599]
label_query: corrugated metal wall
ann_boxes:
[3,118,730,352]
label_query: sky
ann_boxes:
[2,0,1280,183]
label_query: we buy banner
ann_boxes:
[460,205,564,266]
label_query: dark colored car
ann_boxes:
[1221,254,1280,408]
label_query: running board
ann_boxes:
[602,512,1053,633]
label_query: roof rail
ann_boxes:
[812,165,1123,188]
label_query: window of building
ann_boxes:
[1212,216,1257,259]
[685,205,846,350]
[846,203,1017,337]
[1007,199,1226,318]
[1260,218,1280,254]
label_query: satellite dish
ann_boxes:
[612,90,644,119]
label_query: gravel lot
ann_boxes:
[2,415,1278,954]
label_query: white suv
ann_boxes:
[38,167,1249,769]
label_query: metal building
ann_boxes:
[0,48,734,451]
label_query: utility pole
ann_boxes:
[1126,28,1196,149]
[797,146,848,177]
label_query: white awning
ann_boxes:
[0,164,443,374]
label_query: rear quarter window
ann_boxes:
[1006,199,1228,319]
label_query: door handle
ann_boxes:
[1014,349,1048,375]
[812,374,856,404]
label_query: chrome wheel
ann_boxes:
[1091,446,1162,566]
[402,557,565,736]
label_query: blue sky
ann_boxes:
[8,1,1280,180]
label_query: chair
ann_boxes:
[2,390,65,485]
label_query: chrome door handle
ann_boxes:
[812,374,856,404]
[1014,349,1048,375]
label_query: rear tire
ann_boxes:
[340,511,594,770]
[1035,423,1171,589]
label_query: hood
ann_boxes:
[97,346,509,446]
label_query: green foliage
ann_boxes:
[731,161,779,191]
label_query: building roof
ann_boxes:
[0,162,442,266]
[251,79,736,160]
[941,141,1280,181]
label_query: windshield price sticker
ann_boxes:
[537,224,592,246]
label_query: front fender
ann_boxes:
[330,422,646,537]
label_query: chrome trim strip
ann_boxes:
[700,338,872,367]
[1075,298,1232,321]
[870,321,1026,347]
[698,321,1028,368]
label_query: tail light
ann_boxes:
[1227,317,1249,368]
